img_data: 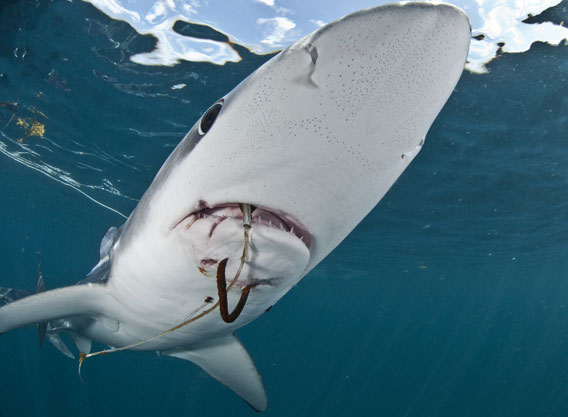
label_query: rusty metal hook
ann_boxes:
[216,258,251,323]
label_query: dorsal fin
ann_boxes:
[166,335,267,412]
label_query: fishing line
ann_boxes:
[78,204,254,379]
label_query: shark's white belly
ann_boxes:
[87,215,310,350]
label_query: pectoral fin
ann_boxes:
[166,335,267,412]
[0,284,116,334]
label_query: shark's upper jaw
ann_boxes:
[173,203,311,249]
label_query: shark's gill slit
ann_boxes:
[77,204,254,378]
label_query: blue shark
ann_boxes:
[0,3,470,411]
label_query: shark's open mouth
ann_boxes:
[176,203,311,249]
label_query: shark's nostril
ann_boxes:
[309,45,318,65]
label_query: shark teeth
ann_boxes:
[177,203,311,248]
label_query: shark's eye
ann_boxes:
[198,101,223,136]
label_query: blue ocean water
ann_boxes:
[1,1,567,416]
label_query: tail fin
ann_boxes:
[33,260,76,358]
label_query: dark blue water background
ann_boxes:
[1,1,567,416]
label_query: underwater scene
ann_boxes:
[1,0,567,416]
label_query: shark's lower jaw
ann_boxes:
[176,203,312,249]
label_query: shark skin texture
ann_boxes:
[0,2,471,412]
